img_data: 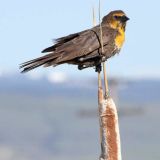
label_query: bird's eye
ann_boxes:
[114,15,119,19]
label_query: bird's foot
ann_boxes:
[95,64,102,73]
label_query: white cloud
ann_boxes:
[0,68,5,77]
[26,71,44,80]
[0,146,14,160]
[47,71,68,83]
[0,145,30,160]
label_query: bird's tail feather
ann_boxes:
[20,54,58,73]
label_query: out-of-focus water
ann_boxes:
[0,78,160,160]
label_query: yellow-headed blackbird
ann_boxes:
[20,10,129,73]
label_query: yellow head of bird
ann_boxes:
[102,10,129,49]
[102,10,129,31]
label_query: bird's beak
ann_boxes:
[121,16,130,22]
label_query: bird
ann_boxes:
[20,10,129,73]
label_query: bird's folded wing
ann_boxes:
[50,26,116,63]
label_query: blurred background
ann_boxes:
[0,0,160,160]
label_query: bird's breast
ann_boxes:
[115,28,125,49]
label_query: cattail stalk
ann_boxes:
[93,1,122,159]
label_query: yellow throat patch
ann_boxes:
[109,16,126,49]
[115,27,125,49]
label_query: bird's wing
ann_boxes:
[42,31,85,53]
[49,26,117,63]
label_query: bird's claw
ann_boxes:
[95,64,102,73]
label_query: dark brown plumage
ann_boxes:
[20,10,129,73]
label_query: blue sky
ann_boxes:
[0,0,159,79]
